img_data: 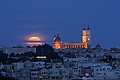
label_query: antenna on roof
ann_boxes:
[87,24,90,30]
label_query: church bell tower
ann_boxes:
[82,25,91,48]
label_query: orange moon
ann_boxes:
[28,36,41,41]
[27,36,43,46]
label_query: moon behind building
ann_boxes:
[27,36,44,46]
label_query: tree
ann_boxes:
[21,51,35,57]
[0,51,8,64]
[35,44,61,62]
[0,75,16,80]
[9,53,15,57]
[16,53,20,57]
[86,54,91,58]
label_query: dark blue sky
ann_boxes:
[0,0,120,48]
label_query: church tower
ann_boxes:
[82,25,91,48]
[53,34,62,49]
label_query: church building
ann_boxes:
[53,26,91,49]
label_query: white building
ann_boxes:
[12,62,24,72]
[39,68,50,80]
[3,46,36,55]
[33,61,45,69]
[24,61,33,68]
[61,67,69,80]
[92,65,120,79]
[30,69,39,80]
[20,68,30,80]
[50,68,62,80]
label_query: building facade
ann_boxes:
[3,46,36,55]
[53,27,91,49]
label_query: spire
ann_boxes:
[87,24,90,30]
[83,25,86,30]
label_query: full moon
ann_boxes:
[27,36,44,46]
[28,36,41,41]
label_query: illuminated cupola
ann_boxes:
[83,28,86,30]
[53,34,62,49]
[54,34,62,43]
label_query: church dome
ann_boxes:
[54,34,62,43]
[87,27,90,30]
[83,28,86,30]
[95,43,102,49]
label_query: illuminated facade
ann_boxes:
[53,27,91,49]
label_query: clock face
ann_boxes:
[87,38,90,41]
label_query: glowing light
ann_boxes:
[115,64,117,67]
[85,73,90,77]
[36,56,46,59]
[27,42,43,45]
[28,36,41,41]
[27,36,44,46]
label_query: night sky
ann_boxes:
[0,0,120,48]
